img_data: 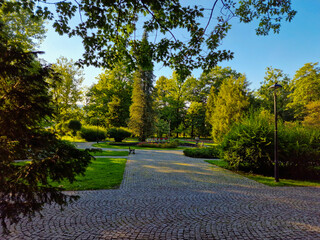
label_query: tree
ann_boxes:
[208,75,250,142]
[302,100,320,128]
[287,62,320,120]
[185,102,209,138]
[204,66,242,126]
[0,0,46,51]
[47,57,84,125]
[68,119,82,137]
[129,32,155,141]
[2,1,296,77]
[255,67,294,121]
[84,65,133,128]
[0,23,91,232]
[154,72,187,137]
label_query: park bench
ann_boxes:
[129,147,135,154]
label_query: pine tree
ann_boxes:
[129,31,154,141]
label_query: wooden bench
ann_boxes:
[129,147,135,154]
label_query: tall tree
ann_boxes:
[84,65,133,128]
[204,66,242,126]
[0,0,46,51]
[2,1,296,77]
[129,32,155,141]
[154,72,188,137]
[287,62,320,120]
[47,57,84,124]
[255,67,294,121]
[0,22,91,232]
[208,75,250,142]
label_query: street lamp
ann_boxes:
[96,117,99,143]
[269,83,282,182]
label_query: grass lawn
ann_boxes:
[206,160,320,187]
[51,157,127,190]
[81,149,129,156]
[92,142,185,150]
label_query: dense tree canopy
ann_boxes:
[47,57,84,124]
[0,0,296,77]
[85,65,133,128]
[0,22,91,232]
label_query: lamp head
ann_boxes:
[269,83,283,90]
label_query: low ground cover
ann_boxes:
[51,157,126,190]
[80,149,129,156]
[206,160,320,187]
[92,142,184,150]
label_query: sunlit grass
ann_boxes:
[206,160,320,187]
[92,142,185,150]
[51,157,127,190]
[80,149,129,156]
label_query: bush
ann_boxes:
[183,146,220,158]
[137,140,179,148]
[80,125,107,142]
[220,112,320,179]
[107,128,131,142]
[68,120,82,136]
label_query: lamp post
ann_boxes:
[269,83,282,182]
[96,117,99,143]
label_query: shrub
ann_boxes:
[137,141,179,148]
[107,128,131,142]
[220,112,320,179]
[68,120,82,136]
[183,146,220,158]
[80,125,107,142]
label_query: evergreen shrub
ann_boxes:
[183,146,220,158]
[107,128,131,142]
[220,113,320,179]
[80,125,107,142]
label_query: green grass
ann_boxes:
[92,142,185,150]
[51,157,127,190]
[206,160,320,187]
[81,150,129,156]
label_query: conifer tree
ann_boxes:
[129,31,154,141]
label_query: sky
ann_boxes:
[40,0,320,91]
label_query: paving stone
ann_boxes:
[1,146,320,239]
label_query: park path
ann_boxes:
[2,145,320,239]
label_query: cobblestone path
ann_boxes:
[2,149,320,239]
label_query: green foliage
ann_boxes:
[3,0,296,77]
[137,141,179,148]
[255,67,294,121]
[84,65,133,128]
[0,23,92,232]
[220,112,320,179]
[68,119,82,136]
[185,102,209,137]
[80,125,107,142]
[107,128,131,142]
[183,147,220,159]
[208,75,250,142]
[302,100,320,127]
[0,1,46,51]
[220,112,274,174]
[129,32,155,141]
[47,57,84,124]
[287,62,320,120]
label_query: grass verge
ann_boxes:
[206,160,320,187]
[51,157,127,190]
[81,150,129,156]
[92,142,184,150]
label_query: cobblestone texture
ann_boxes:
[2,147,320,239]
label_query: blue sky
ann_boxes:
[40,1,320,91]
